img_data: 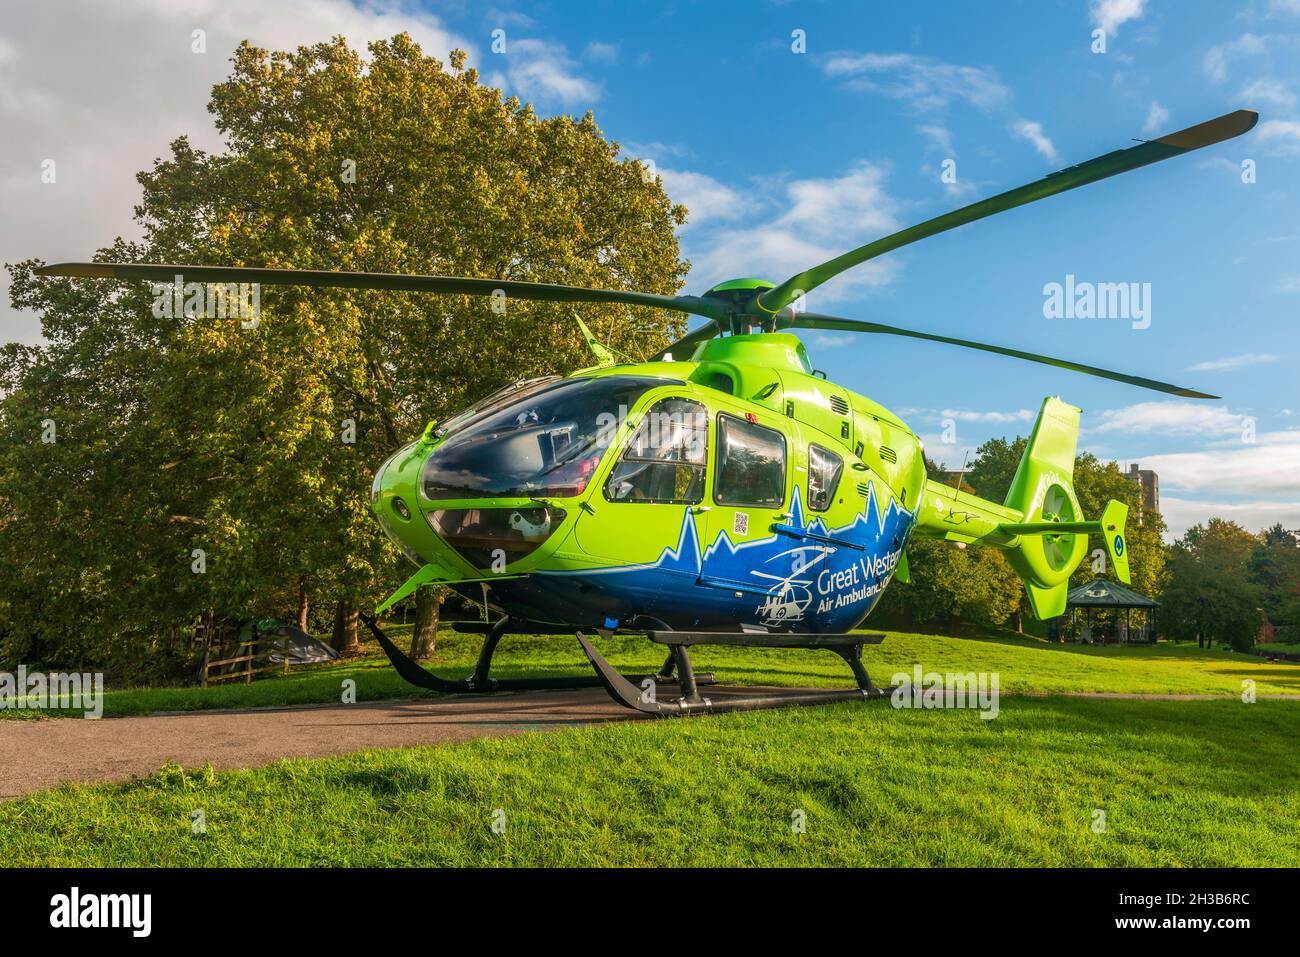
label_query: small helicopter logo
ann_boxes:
[751,545,834,626]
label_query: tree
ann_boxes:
[878,537,1022,630]
[964,436,1023,504]
[1162,519,1261,651]
[877,456,1023,630]
[409,586,446,661]
[0,34,688,678]
[1248,524,1300,640]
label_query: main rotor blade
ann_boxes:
[756,109,1259,315]
[781,312,1218,399]
[35,262,731,321]
[649,319,721,361]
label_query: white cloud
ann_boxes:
[938,408,1034,424]
[1239,78,1296,108]
[485,9,535,29]
[821,52,1010,113]
[1188,353,1281,372]
[918,435,982,471]
[1160,497,1300,539]
[1089,401,1253,436]
[917,125,955,155]
[1203,33,1269,83]
[1278,273,1300,292]
[822,50,1067,175]
[621,139,690,160]
[804,332,855,349]
[777,164,897,234]
[686,162,901,302]
[1140,429,1300,498]
[1012,119,1059,163]
[503,38,600,105]
[1256,119,1300,155]
[1142,101,1169,136]
[658,168,753,229]
[583,41,620,63]
[0,0,474,346]
[1090,0,1146,38]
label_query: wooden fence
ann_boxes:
[199,626,293,686]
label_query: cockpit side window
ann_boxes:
[604,397,707,504]
[808,443,843,512]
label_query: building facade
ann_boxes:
[1127,462,1159,523]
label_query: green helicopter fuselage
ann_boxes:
[370,330,1125,632]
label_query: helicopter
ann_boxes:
[38,108,1257,715]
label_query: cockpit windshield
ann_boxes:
[430,375,561,439]
[421,375,676,500]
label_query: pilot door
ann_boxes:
[573,394,709,573]
[698,409,802,626]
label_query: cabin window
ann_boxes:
[605,398,707,504]
[808,444,843,512]
[714,414,786,508]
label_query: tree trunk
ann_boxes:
[331,601,360,654]
[410,589,439,661]
[297,579,310,632]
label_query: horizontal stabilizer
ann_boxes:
[997,498,1130,585]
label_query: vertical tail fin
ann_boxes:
[915,396,1132,619]
[1000,398,1088,618]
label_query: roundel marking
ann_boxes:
[1113,534,1124,557]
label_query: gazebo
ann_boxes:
[1060,579,1160,644]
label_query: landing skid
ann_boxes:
[577,630,893,716]
[363,614,891,717]
[359,614,715,694]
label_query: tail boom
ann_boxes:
[914,397,1131,620]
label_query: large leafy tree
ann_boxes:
[0,35,688,677]
[1248,524,1300,641]
[879,536,1023,630]
[1162,518,1262,651]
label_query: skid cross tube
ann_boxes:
[577,630,894,717]
[362,614,714,694]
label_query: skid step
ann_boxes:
[646,630,884,649]
[577,631,892,717]
[361,614,713,694]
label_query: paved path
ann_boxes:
[2,687,1296,800]
[0,689,634,799]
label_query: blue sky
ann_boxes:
[2,0,1297,536]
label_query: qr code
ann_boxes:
[733,511,749,536]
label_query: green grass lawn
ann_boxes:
[6,624,1297,720]
[2,695,1297,866]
